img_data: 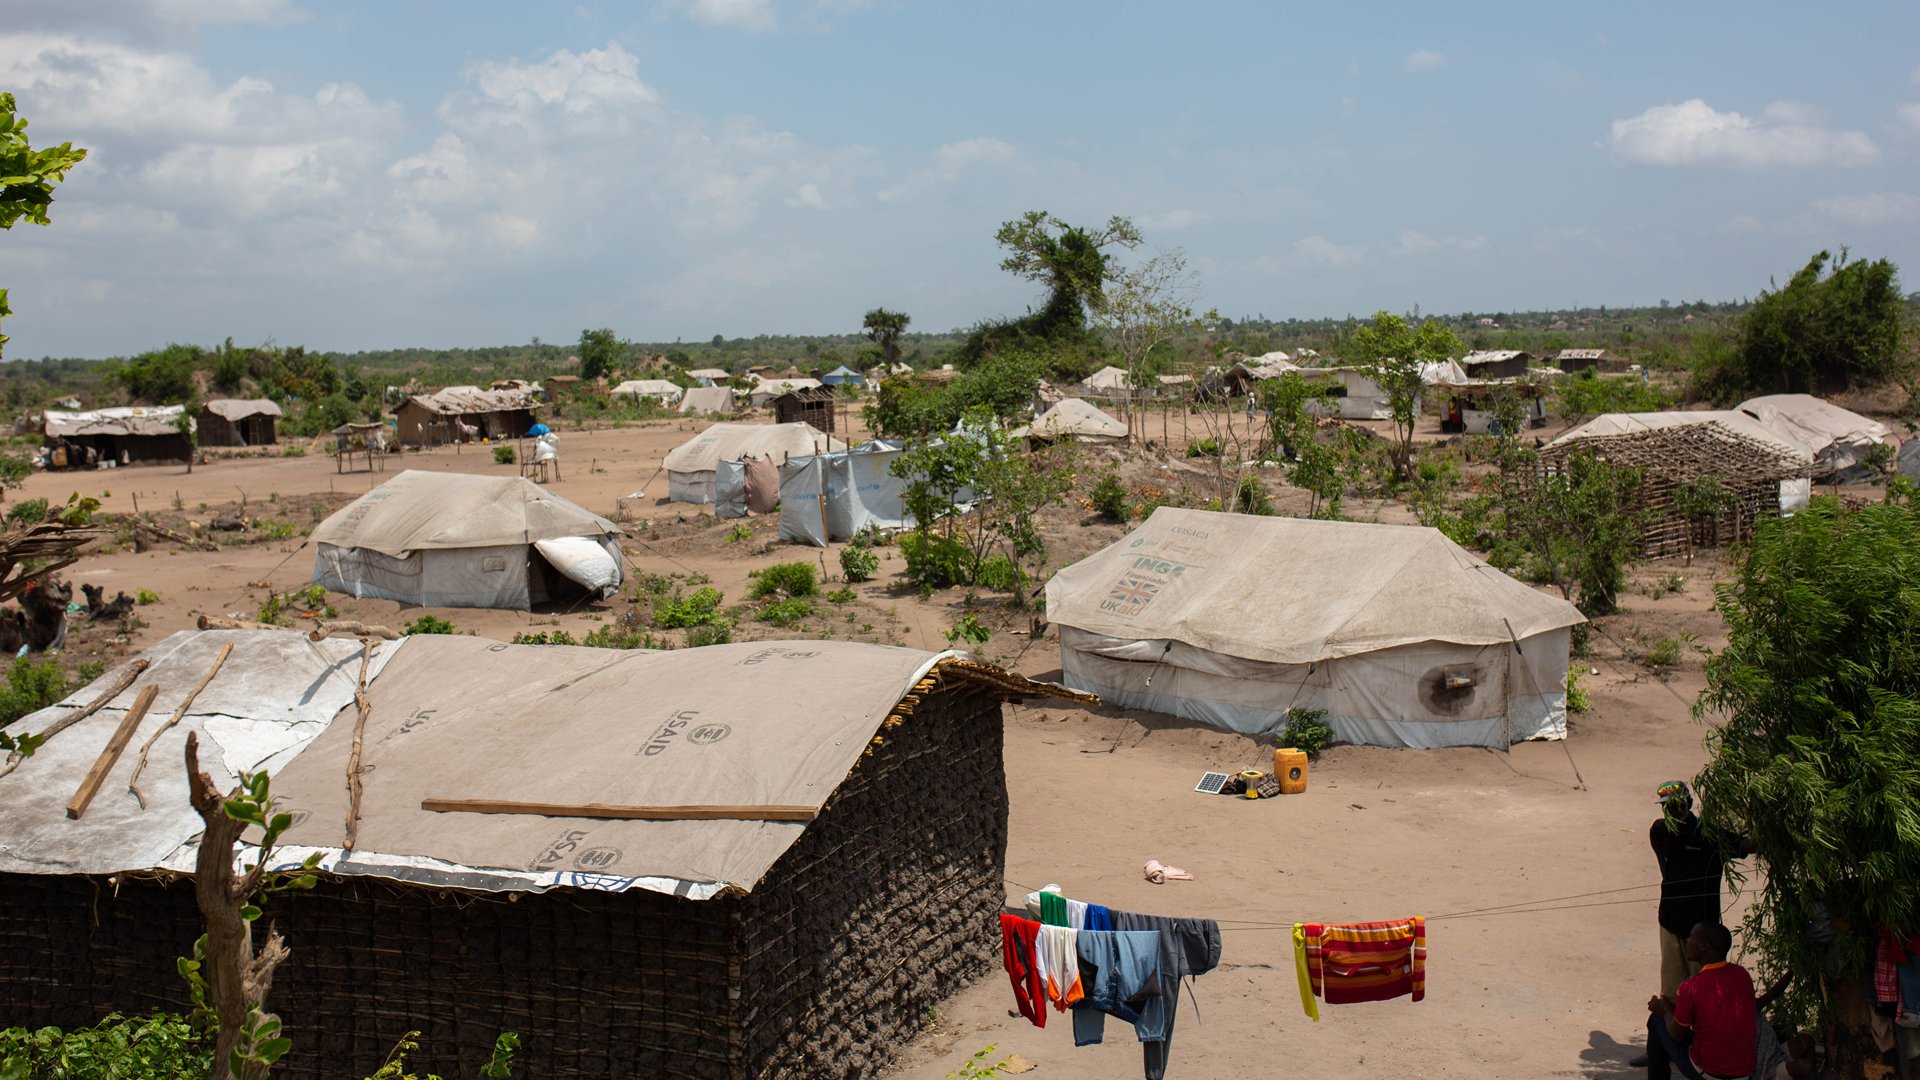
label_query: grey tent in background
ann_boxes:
[1046,507,1585,749]
[1735,393,1892,481]
[311,470,622,609]
[677,385,736,415]
[778,441,912,546]
[663,422,843,504]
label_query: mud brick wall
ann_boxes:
[736,684,1009,1077]
[0,682,1010,1080]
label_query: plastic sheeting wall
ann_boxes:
[778,443,911,547]
[315,542,542,609]
[1058,626,1571,749]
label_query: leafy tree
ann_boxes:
[862,308,911,367]
[110,343,202,403]
[1695,497,1920,1074]
[0,93,88,359]
[1554,368,1676,425]
[1095,250,1212,429]
[1346,310,1460,485]
[1497,444,1643,614]
[578,328,621,382]
[1693,250,1905,401]
[865,351,1044,438]
[954,211,1141,371]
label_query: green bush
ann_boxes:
[839,545,880,583]
[685,622,733,648]
[1233,472,1275,516]
[945,614,991,645]
[749,562,817,599]
[900,531,971,591]
[0,1013,210,1078]
[581,624,662,649]
[1184,437,1221,458]
[1566,668,1591,714]
[256,517,299,541]
[492,444,516,465]
[402,615,457,635]
[1089,473,1129,523]
[0,658,83,729]
[756,597,815,627]
[653,587,724,628]
[510,630,577,646]
[135,588,160,605]
[972,553,1025,592]
[825,586,857,604]
[1278,707,1334,759]
[4,498,49,525]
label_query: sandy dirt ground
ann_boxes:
[12,410,1763,1080]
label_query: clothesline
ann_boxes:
[1204,891,1734,933]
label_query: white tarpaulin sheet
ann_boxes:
[0,632,1083,900]
[778,443,913,546]
[1737,393,1891,479]
[1012,399,1127,444]
[1044,508,1583,748]
[0,631,400,876]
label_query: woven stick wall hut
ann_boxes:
[0,633,1091,1079]
[1540,416,1812,558]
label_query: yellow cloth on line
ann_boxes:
[1293,923,1319,1022]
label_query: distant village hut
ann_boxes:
[41,406,193,468]
[772,385,839,435]
[747,377,822,410]
[198,399,283,447]
[1552,349,1626,375]
[0,631,1085,1079]
[1458,350,1533,381]
[609,379,685,406]
[819,364,862,388]
[1543,411,1815,557]
[677,385,737,415]
[392,386,539,446]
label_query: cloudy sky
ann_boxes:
[2,1,1918,358]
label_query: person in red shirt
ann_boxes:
[1645,921,1757,1080]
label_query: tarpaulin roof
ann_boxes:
[1736,393,1890,470]
[398,386,538,416]
[203,398,284,421]
[1082,366,1131,389]
[309,470,619,557]
[611,380,683,398]
[1045,507,1584,666]
[1013,398,1127,441]
[663,422,843,475]
[0,632,1087,899]
[43,405,191,438]
[1548,410,1815,464]
[687,368,730,380]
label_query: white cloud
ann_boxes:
[1898,102,1920,133]
[1403,49,1445,74]
[934,136,1013,170]
[1292,235,1364,266]
[786,182,827,209]
[1608,98,1879,168]
[1811,192,1920,226]
[1393,230,1488,257]
[685,0,777,31]
[877,136,1015,203]
[1137,209,1203,231]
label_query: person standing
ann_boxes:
[1645,921,1758,1080]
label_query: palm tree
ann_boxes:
[863,308,911,368]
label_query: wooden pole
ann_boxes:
[344,639,375,852]
[66,684,160,819]
[127,642,233,809]
[421,798,820,822]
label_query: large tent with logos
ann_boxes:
[310,470,623,609]
[1045,507,1585,749]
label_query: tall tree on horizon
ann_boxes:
[862,308,911,368]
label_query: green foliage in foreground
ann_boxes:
[1696,496,1920,1040]
[1278,707,1334,760]
[402,615,457,635]
[0,1013,210,1079]
[0,658,103,732]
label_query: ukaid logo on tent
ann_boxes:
[1100,557,1186,617]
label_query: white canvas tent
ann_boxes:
[1303,368,1393,421]
[1012,398,1128,444]
[1737,394,1891,479]
[1045,508,1585,749]
[687,368,730,383]
[663,422,844,504]
[777,442,912,546]
[677,385,736,414]
[311,470,623,609]
[1081,366,1132,394]
[611,379,684,405]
